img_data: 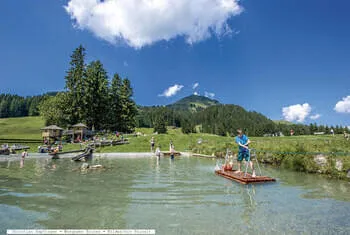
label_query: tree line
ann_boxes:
[136,103,349,136]
[0,93,50,118]
[136,106,195,134]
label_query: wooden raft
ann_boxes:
[162,151,181,157]
[215,169,276,184]
[49,149,84,156]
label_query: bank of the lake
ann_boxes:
[1,116,349,179]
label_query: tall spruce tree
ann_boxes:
[108,73,123,131]
[83,60,109,130]
[64,45,86,124]
[118,78,137,133]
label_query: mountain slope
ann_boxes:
[166,95,219,112]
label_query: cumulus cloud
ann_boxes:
[194,91,199,96]
[204,91,215,99]
[193,82,199,89]
[159,84,184,97]
[334,96,350,113]
[64,0,243,48]
[282,103,311,123]
[310,114,321,120]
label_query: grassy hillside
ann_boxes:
[0,116,45,139]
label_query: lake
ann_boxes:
[1,155,349,234]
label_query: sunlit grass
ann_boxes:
[1,116,349,178]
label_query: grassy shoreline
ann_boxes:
[1,116,349,179]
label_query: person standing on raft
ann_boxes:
[235,128,256,177]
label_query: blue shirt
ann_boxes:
[235,134,249,152]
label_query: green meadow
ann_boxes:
[0,116,349,179]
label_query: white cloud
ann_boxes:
[204,91,215,99]
[194,91,199,96]
[159,84,184,97]
[193,82,199,89]
[64,0,243,48]
[334,96,350,113]
[282,103,311,123]
[310,114,321,120]
[123,61,128,67]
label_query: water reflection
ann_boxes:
[271,166,350,201]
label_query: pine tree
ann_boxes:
[83,60,109,130]
[154,115,167,134]
[118,78,137,133]
[108,73,123,131]
[64,45,86,124]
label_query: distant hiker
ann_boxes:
[235,128,255,177]
[150,137,155,152]
[330,129,334,136]
[21,149,28,159]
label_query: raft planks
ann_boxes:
[49,149,84,156]
[215,169,276,184]
[161,151,181,156]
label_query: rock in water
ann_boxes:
[314,154,327,166]
[81,163,89,170]
[335,159,343,171]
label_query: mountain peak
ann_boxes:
[167,94,220,112]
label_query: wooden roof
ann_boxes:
[72,123,87,128]
[40,125,63,130]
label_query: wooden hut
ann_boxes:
[40,125,63,144]
[72,123,88,142]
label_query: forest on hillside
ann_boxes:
[135,104,348,136]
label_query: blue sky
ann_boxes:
[1,0,350,127]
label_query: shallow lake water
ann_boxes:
[1,155,350,234]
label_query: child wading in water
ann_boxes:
[170,141,175,160]
[21,149,28,159]
[155,146,161,159]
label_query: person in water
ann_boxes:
[170,143,175,160]
[235,128,256,177]
[155,146,161,158]
[21,149,28,159]
[150,137,155,152]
